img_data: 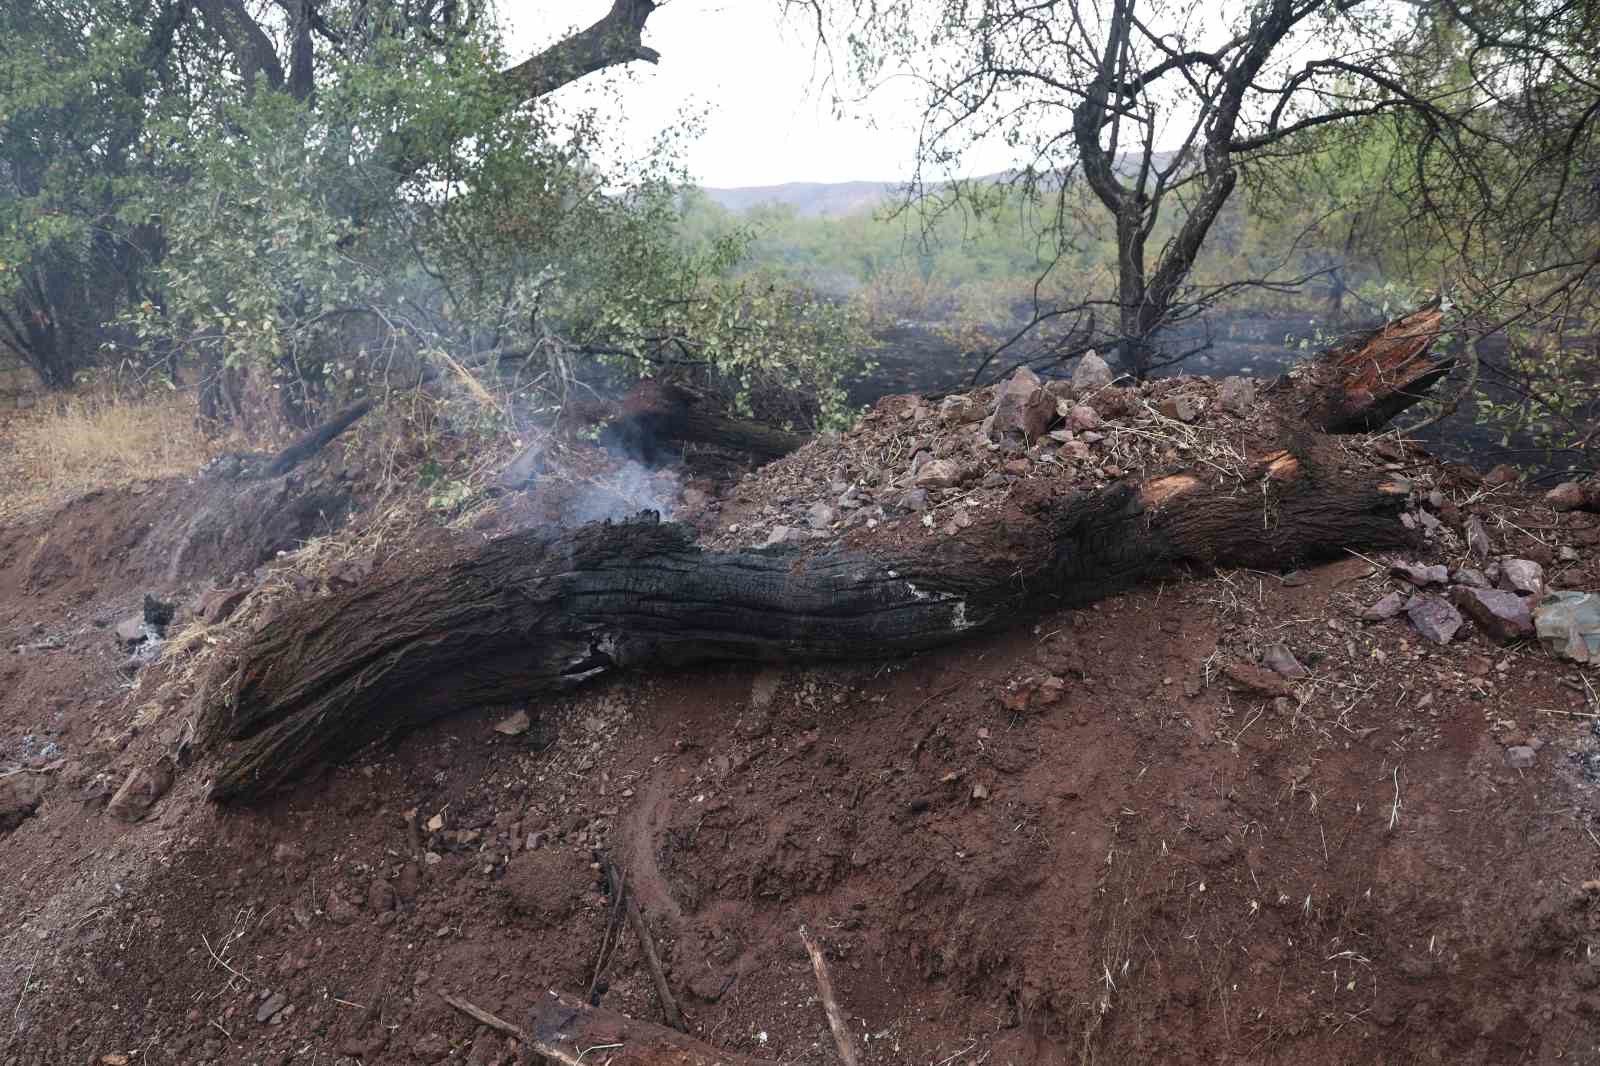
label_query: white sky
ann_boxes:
[500,1,1010,187]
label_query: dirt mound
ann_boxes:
[4,380,1600,1064]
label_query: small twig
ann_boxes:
[0,759,65,779]
[618,871,687,1032]
[1387,767,1401,832]
[200,932,251,985]
[798,925,860,1066]
[209,1019,233,1041]
[587,865,629,1000]
[1537,707,1600,719]
[441,992,527,1041]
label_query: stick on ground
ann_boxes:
[798,925,860,1066]
[603,857,686,1032]
[442,992,526,1041]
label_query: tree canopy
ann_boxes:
[801,0,1600,386]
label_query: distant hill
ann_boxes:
[698,153,1181,218]
[697,180,904,218]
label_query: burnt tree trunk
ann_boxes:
[607,379,807,462]
[203,307,1453,803]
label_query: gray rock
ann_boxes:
[806,502,836,530]
[1449,568,1490,588]
[1072,351,1114,390]
[1465,515,1493,560]
[939,395,983,425]
[1504,745,1537,770]
[1066,405,1101,431]
[913,459,964,489]
[1534,591,1600,662]
[1391,561,1449,587]
[760,525,799,548]
[257,992,288,1024]
[1262,644,1309,679]
[1559,545,1581,562]
[1362,590,1409,622]
[1497,558,1544,598]
[1218,376,1256,416]
[845,505,884,528]
[896,488,931,512]
[113,617,147,647]
[1451,586,1534,643]
[1406,594,1463,645]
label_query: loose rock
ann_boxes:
[913,459,964,490]
[1406,594,1463,645]
[1262,644,1309,679]
[1547,482,1587,511]
[1222,662,1292,697]
[1465,515,1493,561]
[1534,591,1600,662]
[806,502,836,530]
[1361,590,1409,621]
[493,710,531,736]
[1066,405,1101,431]
[1504,745,1537,770]
[1072,351,1114,390]
[256,993,287,1024]
[1391,561,1449,587]
[106,761,175,823]
[1218,376,1256,416]
[896,488,931,512]
[1451,587,1534,643]
[1157,395,1199,423]
[1497,558,1544,598]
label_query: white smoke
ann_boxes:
[563,457,679,526]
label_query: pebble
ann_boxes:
[1262,644,1309,679]
[1505,745,1537,770]
[256,992,287,1024]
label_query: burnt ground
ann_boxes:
[2,388,1600,1066]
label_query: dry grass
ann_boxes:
[0,390,219,521]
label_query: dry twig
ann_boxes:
[798,925,860,1066]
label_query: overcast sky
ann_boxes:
[501,1,1009,188]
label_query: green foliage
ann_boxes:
[4,0,870,432]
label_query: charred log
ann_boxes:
[607,380,807,463]
[201,307,1449,804]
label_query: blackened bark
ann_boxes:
[201,307,1448,804]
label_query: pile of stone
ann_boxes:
[691,359,1262,551]
[1362,556,1545,645]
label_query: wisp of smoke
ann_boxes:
[563,457,678,526]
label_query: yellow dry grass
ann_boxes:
[0,390,219,522]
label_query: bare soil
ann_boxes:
[2,397,1600,1066]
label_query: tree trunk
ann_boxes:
[606,380,807,462]
[201,308,1453,804]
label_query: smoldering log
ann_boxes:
[201,307,1451,804]
[607,380,807,462]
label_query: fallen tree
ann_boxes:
[202,306,1450,803]
[604,379,808,462]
